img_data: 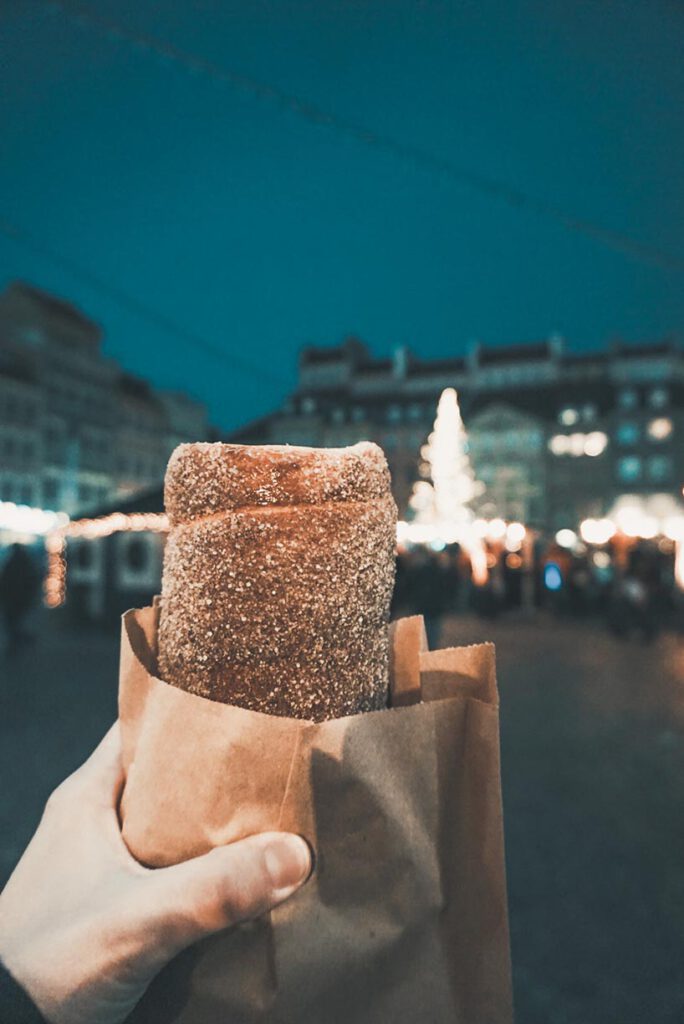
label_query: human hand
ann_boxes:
[0,722,311,1024]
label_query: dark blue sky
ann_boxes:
[2,0,683,429]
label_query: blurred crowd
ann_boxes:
[1,537,682,658]
[392,540,682,647]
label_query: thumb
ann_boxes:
[143,832,312,961]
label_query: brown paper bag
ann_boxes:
[119,605,512,1024]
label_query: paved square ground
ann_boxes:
[2,610,683,1023]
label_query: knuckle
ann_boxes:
[199,854,273,929]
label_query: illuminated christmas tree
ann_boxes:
[408,388,488,583]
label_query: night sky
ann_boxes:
[2,0,683,430]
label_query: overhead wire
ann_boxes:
[33,0,684,274]
[0,216,289,389]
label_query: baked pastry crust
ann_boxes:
[158,442,397,720]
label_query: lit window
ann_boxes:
[386,405,402,424]
[549,432,607,457]
[647,417,673,441]
[351,406,365,423]
[648,387,668,409]
[583,432,608,457]
[647,455,672,482]
[301,397,317,415]
[582,404,597,421]
[618,389,638,410]
[617,456,641,482]
[616,422,639,446]
[549,435,570,455]
[408,403,422,421]
[559,407,579,426]
[331,408,345,425]
[568,433,586,457]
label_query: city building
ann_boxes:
[264,335,683,530]
[0,282,209,514]
[43,331,684,621]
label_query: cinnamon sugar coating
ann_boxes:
[158,442,397,721]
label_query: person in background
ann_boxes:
[411,549,452,649]
[0,543,40,656]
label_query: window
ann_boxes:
[584,432,608,457]
[616,422,639,446]
[617,456,641,482]
[648,387,669,409]
[549,435,569,456]
[18,484,33,504]
[75,543,93,570]
[647,417,673,442]
[331,408,345,425]
[126,539,149,572]
[568,433,586,456]
[549,433,597,457]
[582,404,596,422]
[301,397,317,415]
[43,480,58,505]
[385,404,402,424]
[618,389,638,410]
[408,403,423,421]
[351,406,365,423]
[647,455,672,482]
[559,407,579,426]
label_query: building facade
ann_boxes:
[0,282,209,514]
[46,331,683,620]
[262,336,683,531]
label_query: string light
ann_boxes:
[579,518,616,545]
[579,500,684,590]
[36,0,684,273]
[0,501,68,536]
[44,512,169,608]
[505,522,526,552]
